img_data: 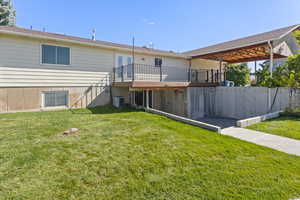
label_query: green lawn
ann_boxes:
[0,106,300,200]
[248,111,300,140]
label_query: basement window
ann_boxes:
[42,44,70,65]
[43,91,68,108]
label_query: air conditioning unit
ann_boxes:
[113,96,125,108]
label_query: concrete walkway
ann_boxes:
[221,127,300,156]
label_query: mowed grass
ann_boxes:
[0,106,300,200]
[248,109,300,140]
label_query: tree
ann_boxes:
[273,54,300,88]
[255,61,272,87]
[226,63,251,86]
[0,0,16,26]
[294,30,300,45]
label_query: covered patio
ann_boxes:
[186,24,300,75]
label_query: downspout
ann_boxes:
[267,41,274,111]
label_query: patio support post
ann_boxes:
[224,64,227,81]
[219,59,223,82]
[211,69,214,83]
[268,41,274,78]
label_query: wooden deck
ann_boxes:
[112,81,219,89]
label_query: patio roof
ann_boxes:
[185,24,300,63]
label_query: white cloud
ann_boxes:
[141,18,156,25]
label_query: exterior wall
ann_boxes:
[0,34,115,73]
[191,58,222,70]
[111,87,131,104]
[273,32,300,69]
[274,32,299,55]
[0,67,110,87]
[120,53,190,82]
[0,86,110,113]
[0,33,190,112]
[153,89,187,117]
[134,53,189,68]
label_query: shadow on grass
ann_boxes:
[267,116,300,122]
[69,105,143,115]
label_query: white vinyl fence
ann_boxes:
[188,87,300,120]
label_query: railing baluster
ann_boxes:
[206,70,209,82]
[121,65,124,82]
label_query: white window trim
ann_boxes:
[41,91,70,109]
[40,43,72,66]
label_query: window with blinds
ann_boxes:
[42,44,70,65]
[43,91,68,107]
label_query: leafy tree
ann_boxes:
[0,0,16,26]
[255,61,271,86]
[226,63,251,86]
[273,54,300,88]
[294,30,300,45]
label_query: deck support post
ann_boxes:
[160,65,162,82]
[146,90,149,109]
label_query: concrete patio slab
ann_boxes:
[221,127,300,156]
[197,117,238,129]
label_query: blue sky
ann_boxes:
[14,0,300,53]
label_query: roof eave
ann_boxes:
[187,25,300,58]
[0,29,189,59]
